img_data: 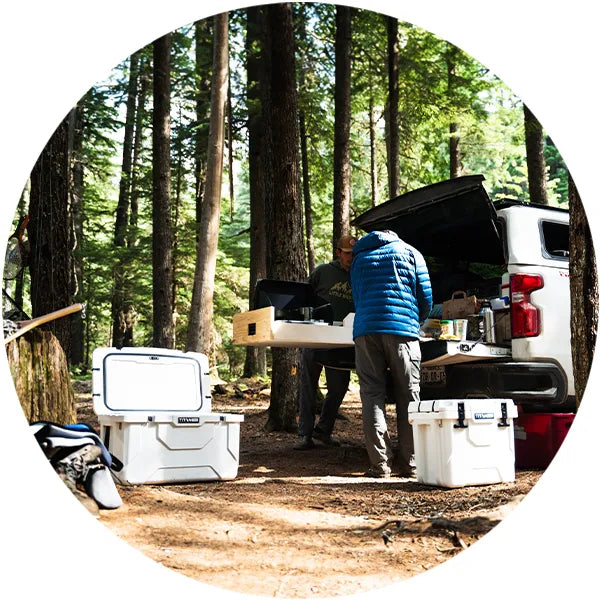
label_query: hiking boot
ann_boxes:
[293,436,315,450]
[364,466,392,479]
[313,430,341,446]
[396,466,416,479]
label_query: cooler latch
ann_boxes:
[454,402,468,429]
[498,402,510,427]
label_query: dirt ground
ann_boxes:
[73,379,542,599]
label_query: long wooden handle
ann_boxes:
[4,303,84,345]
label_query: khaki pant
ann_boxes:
[355,334,420,472]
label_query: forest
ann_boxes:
[3,3,588,429]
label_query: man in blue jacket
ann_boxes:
[351,230,432,477]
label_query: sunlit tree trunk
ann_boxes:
[298,9,315,273]
[447,45,462,178]
[332,4,351,254]
[369,68,378,207]
[186,12,229,359]
[524,104,548,205]
[112,51,139,348]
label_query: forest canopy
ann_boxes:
[6,2,568,377]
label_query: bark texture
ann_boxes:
[186,13,229,358]
[447,46,462,178]
[152,33,174,348]
[6,330,76,424]
[332,5,352,253]
[112,52,140,348]
[244,5,268,377]
[386,16,399,198]
[28,115,73,358]
[569,174,598,408]
[265,3,307,431]
[524,104,548,205]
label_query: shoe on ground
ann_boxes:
[364,466,392,478]
[313,430,341,446]
[293,436,315,450]
[397,466,416,478]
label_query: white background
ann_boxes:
[1,1,598,598]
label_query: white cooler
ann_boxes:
[92,347,243,485]
[408,399,517,488]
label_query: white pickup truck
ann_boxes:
[352,174,574,413]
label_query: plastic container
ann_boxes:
[454,319,468,340]
[439,320,455,340]
[92,347,244,484]
[514,412,575,469]
[408,399,517,488]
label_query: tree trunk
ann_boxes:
[386,16,399,198]
[186,12,229,359]
[152,34,174,348]
[243,5,268,378]
[228,66,235,222]
[129,53,149,248]
[569,174,597,409]
[369,70,378,208]
[332,5,352,254]
[447,45,462,178]
[194,20,213,250]
[299,112,315,273]
[298,12,315,273]
[265,3,307,431]
[6,330,76,424]
[12,185,29,316]
[28,115,73,358]
[112,51,140,348]
[69,104,85,364]
[171,109,184,346]
[524,104,548,205]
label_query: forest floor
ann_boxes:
[74,379,542,599]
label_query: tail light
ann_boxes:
[510,273,543,338]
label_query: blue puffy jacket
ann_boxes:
[351,231,432,339]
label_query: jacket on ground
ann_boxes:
[351,230,432,339]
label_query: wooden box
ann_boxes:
[233,307,354,349]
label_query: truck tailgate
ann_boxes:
[421,339,511,367]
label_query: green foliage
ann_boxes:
[12,3,570,376]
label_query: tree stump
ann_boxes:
[5,329,76,424]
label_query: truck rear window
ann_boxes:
[541,221,569,260]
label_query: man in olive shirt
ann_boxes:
[294,234,357,450]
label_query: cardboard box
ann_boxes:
[514,412,575,469]
[408,399,516,488]
[92,347,243,484]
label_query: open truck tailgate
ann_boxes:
[421,339,510,367]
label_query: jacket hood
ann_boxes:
[353,230,399,255]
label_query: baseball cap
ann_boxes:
[336,234,358,252]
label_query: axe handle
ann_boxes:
[4,303,84,345]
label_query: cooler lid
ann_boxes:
[409,398,517,419]
[92,347,210,415]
